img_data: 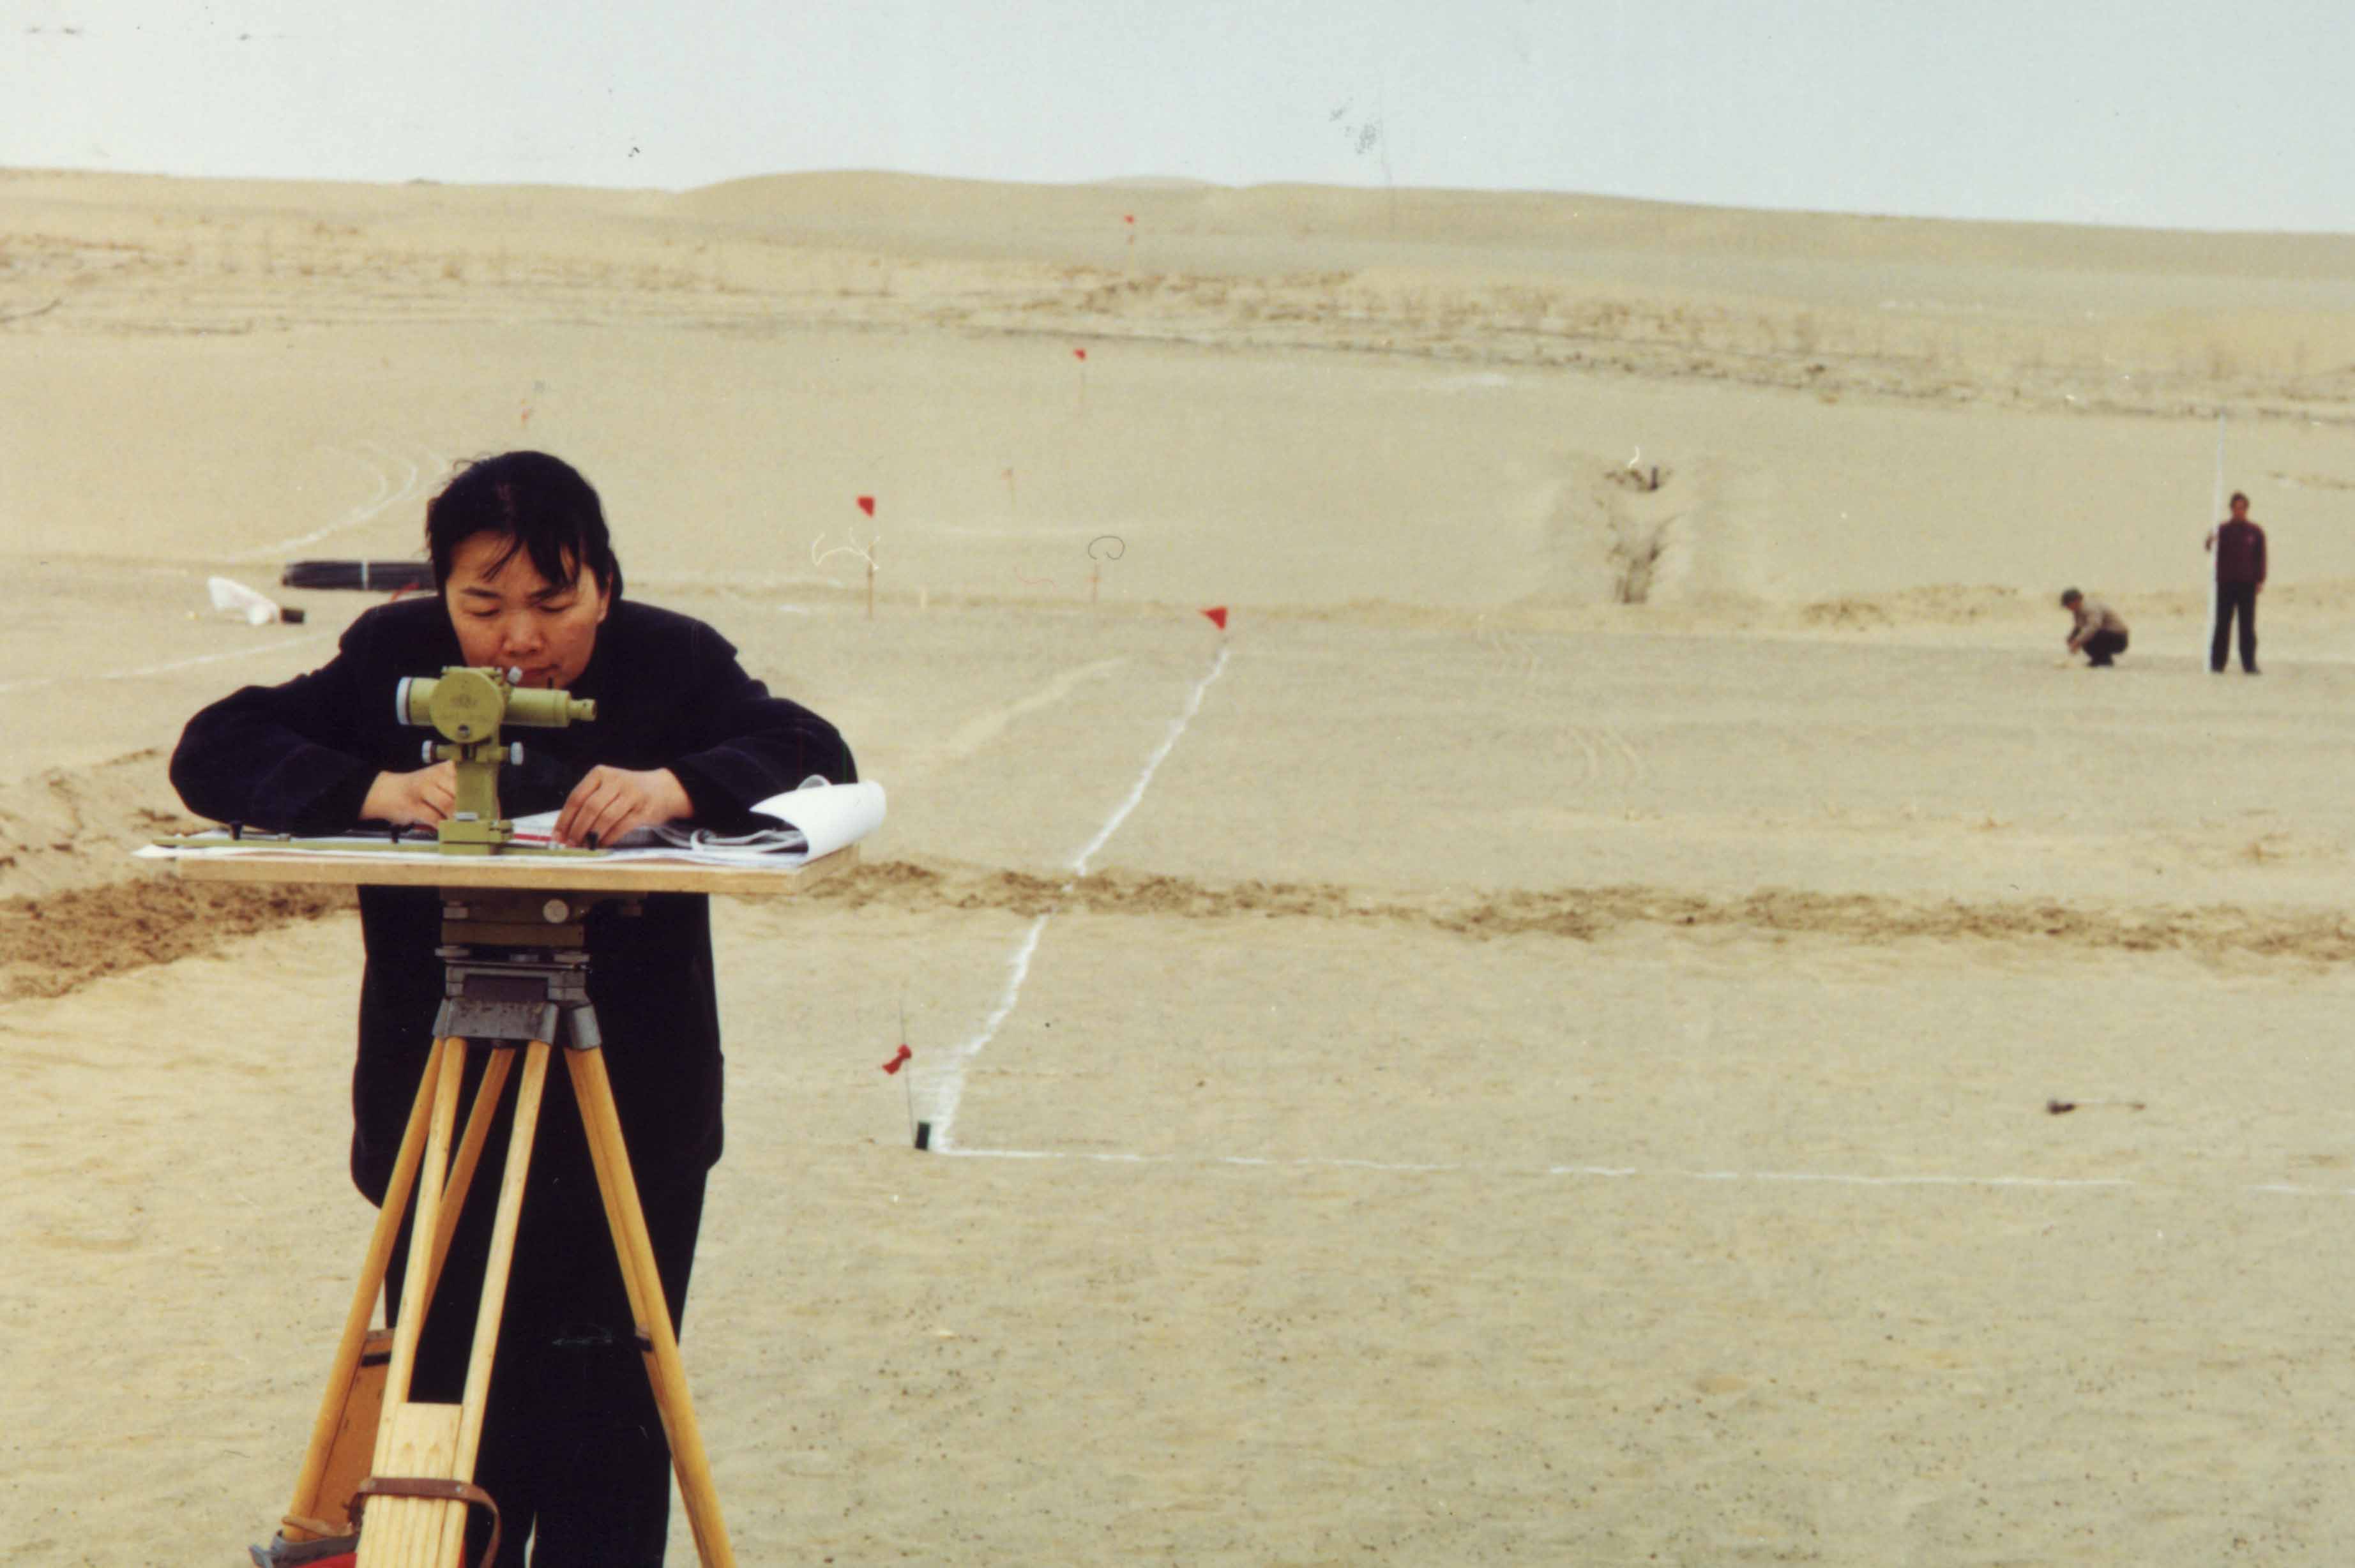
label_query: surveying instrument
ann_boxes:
[393,665,598,854]
[160,667,851,1568]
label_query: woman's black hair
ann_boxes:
[425,451,623,599]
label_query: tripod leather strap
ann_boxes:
[350,1476,502,1568]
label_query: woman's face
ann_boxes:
[442,532,611,690]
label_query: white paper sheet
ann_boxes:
[510,781,886,864]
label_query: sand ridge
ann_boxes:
[822,858,2355,968]
[11,168,2355,426]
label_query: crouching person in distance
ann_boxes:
[2059,587,2129,668]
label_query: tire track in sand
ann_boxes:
[229,439,444,564]
[1552,724,1649,790]
[903,657,1128,783]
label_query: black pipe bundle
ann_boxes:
[280,560,435,593]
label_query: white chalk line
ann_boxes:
[939,1143,2355,1200]
[1073,643,1228,877]
[931,912,1051,1145]
[928,640,1232,1150]
[0,630,336,697]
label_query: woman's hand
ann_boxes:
[555,766,692,849]
[361,763,457,827]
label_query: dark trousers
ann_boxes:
[383,1057,707,1568]
[2081,629,2127,667]
[2211,581,2259,672]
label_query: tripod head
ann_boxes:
[396,667,596,852]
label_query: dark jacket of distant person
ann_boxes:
[2211,513,2268,585]
[167,592,855,1200]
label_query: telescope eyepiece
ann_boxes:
[504,684,596,728]
[397,667,594,741]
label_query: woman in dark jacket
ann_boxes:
[172,451,852,1566]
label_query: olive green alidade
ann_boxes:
[396,667,596,853]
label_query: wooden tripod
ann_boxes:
[261,895,736,1568]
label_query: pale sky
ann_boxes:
[7,0,2351,232]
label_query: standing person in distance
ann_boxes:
[2207,490,2266,674]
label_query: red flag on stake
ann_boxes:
[1073,347,1087,362]
[1201,606,1229,630]
[881,1044,912,1074]
[856,495,875,517]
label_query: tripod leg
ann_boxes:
[423,1046,518,1309]
[454,1041,549,1470]
[565,1046,738,1568]
[345,1039,549,1568]
[356,1403,467,1567]
[282,1036,453,1541]
[376,1036,469,1457]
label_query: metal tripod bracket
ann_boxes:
[432,953,601,1052]
[429,890,641,1050]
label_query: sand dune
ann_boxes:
[8,167,2355,1564]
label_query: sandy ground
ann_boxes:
[9,169,2355,1564]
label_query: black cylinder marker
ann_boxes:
[914,1120,932,1151]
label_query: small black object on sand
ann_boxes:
[280,559,435,593]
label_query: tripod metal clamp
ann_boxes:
[433,956,603,1050]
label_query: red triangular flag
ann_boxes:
[1073,347,1087,361]
[856,495,875,517]
[881,1044,911,1074]
[1124,214,1135,224]
[1201,606,1228,630]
